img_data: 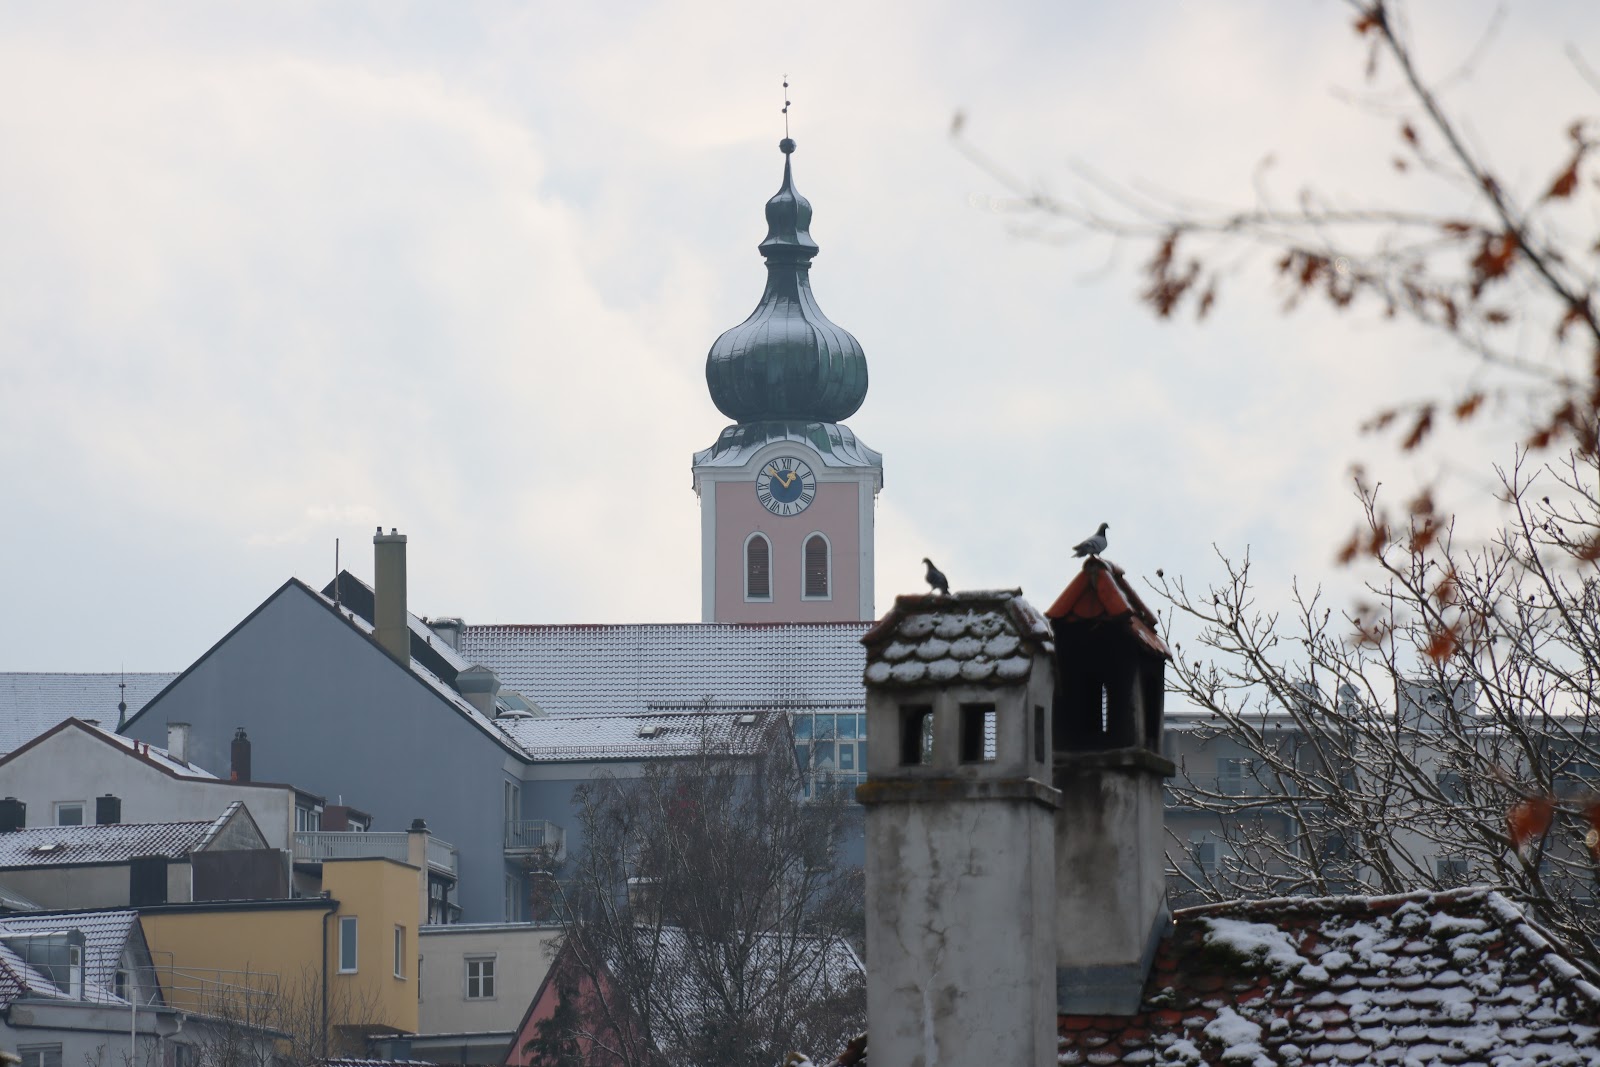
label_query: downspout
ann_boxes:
[321,906,334,1058]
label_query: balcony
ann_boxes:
[293,831,458,876]
[504,819,566,864]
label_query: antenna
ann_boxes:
[334,537,341,610]
[782,76,791,139]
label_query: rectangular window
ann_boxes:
[19,1047,63,1067]
[814,715,837,740]
[1436,770,1466,802]
[1217,757,1253,795]
[1436,856,1469,885]
[466,956,496,999]
[338,916,358,973]
[959,704,997,763]
[54,803,84,827]
[393,926,406,978]
[812,740,835,770]
[837,714,858,740]
[839,746,855,771]
[900,706,934,766]
[503,780,520,823]
[296,805,321,832]
[792,714,813,740]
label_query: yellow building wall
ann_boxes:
[139,857,421,1041]
[321,857,421,1034]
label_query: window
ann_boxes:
[393,926,406,978]
[1436,856,1469,885]
[19,1045,63,1067]
[338,916,358,973]
[54,803,84,827]
[745,534,772,600]
[900,706,934,766]
[803,534,831,599]
[466,956,496,1000]
[1217,757,1254,796]
[960,704,997,763]
[296,805,321,832]
[1436,770,1467,802]
[503,780,520,824]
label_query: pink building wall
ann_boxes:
[715,480,862,623]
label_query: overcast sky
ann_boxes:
[3,0,1596,672]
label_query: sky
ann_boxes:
[2,0,1597,672]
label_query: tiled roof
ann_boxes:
[461,622,871,716]
[81,721,218,778]
[1056,887,1600,1066]
[497,710,785,762]
[0,909,138,1005]
[860,590,1052,689]
[0,673,176,754]
[0,803,241,869]
[1046,557,1171,659]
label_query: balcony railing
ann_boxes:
[504,820,566,863]
[293,831,458,875]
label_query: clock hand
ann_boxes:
[780,471,799,488]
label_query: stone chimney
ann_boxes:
[429,617,465,651]
[166,722,190,765]
[858,589,1060,1067]
[1045,556,1174,1015]
[231,728,252,783]
[374,527,409,666]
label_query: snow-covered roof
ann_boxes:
[496,710,785,762]
[1055,887,1600,1066]
[77,720,218,778]
[0,802,244,869]
[860,590,1052,689]
[0,909,139,1006]
[461,622,871,716]
[0,673,176,755]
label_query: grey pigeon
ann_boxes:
[1073,522,1110,558]
[922,557,950,595]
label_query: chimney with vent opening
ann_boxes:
[374,527,409,665]
[1046,555,1175,1016]
[231,728,252,783]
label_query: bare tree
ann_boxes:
[955,0,1600,518]
[1159,446,1600,963]
[523,717,865,1067]
[182,963,388,1067]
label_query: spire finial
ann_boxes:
[782,76,791,142]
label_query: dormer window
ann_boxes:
[744,533,772,601]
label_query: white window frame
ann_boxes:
[338,916,358,973]
[54,801,85,827]
[743,532,773,602]
[393,925,406,979]
[800,531,832,601]
[465,955,497,1000]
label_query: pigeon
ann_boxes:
[1073,522,1110,558]
[922,557,950,595]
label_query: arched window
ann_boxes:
[745,533,772,601]
[803,533,830,599]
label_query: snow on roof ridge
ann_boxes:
[1175,883,1495,919]
[195,800,245,850]
[1483,889,1600,1005]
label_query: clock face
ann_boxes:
[755,455,817,517]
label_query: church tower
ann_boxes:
[693,138,882,623]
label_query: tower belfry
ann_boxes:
[692,136,882,623]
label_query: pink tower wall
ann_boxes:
[715,480,862,622]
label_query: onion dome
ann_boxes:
[706,139,868,424]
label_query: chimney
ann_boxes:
[166,722,190,765]
[456,665,501,716]
[231,728,252,783]
[374,527,410,665]
[858,590,1060,1067]
[428,617,465,651]
[0,798,25,833]
[1045,556,1174,1015]
[95,795,122,825]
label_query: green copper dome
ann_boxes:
[706,139,868,424]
